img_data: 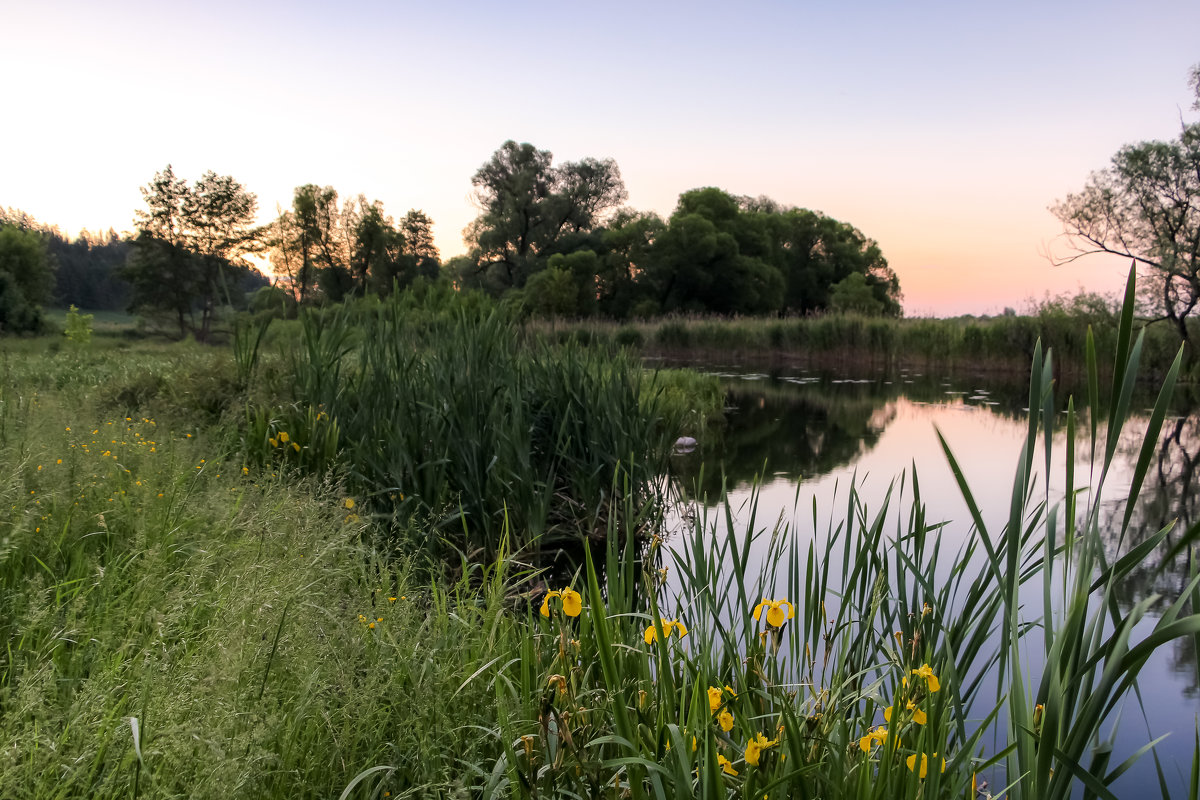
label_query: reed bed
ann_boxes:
[528,307,1190,381]
[1,269,1196,798]
[245,301,705,561]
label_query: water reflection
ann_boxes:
[666,363,1200,792]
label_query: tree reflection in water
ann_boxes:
[1106,415,1200,694]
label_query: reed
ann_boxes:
[259,301,691,560]
[2,268,1195,798]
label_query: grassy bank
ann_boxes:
[3,273,1198,798]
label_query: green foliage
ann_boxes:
[830,272,886,315]
[523,263,579,317]
[63,304,93,344]
[271,300,683,558]
[1,267,1196,798]
[125,165,264,341]
[466,141,627,292]
[0,224,54,333]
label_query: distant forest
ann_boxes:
[0,209,131,311]
[0,139,903,338]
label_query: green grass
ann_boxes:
[1,269,1196,798]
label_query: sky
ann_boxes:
[3,0,1198,316]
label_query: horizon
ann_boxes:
[4,0,1197,316]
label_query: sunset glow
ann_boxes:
[3,0,1197,314]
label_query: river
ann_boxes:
[660,360,1200,797]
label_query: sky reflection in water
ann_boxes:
[667,366,1200,795]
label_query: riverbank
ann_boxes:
[528,309,1192,382]
[3,281,1196,798]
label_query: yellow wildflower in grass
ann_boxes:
[560,587,582,616]
[904,753,945,779]
[540,587,583,618]
[752,598,795,628]
[345,498,355,509]
[707,686,724,712]
[291,442,300,452]
[717,753,739,776]
[269,437,278,448]
[643,618,688,644]
[858,726,887,753]
[388,596,397,603]
[278,431,290,443]
[718,709,734,732]
[744,732,779,767]
[911,664,941,692]
[883,701,927,725]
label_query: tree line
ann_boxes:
[453,141,901,318]
[0,140,906,337]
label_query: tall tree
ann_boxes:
[185,171,258,340]
[292,184,353,302]
[466,141,626,291]
[126,165,200,337]
[1052,67,1200,346]
[763,207,899,316]
[126,165,259,339]
[643,188,785,315]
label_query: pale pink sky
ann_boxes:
[3,0,1196,315]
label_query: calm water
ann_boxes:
[664,361,1200,796]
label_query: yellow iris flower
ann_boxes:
[883,701,927,725]
[905,752,946,779]
[718,709,734,732]
[539,587,583,618]
[752,598,795,628]
[911,664,941,692]
[717,753,738,776]
[744,732,779,766]
[707,686,724,712]
[643,618,689,644]
[858,726,887,753]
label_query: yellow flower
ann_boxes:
[268,437,278,448]
[291,442,300,452]
[718,709,734,732]
[752,598,795,628]
[540,587,582,618]
[388,596,397,603]
[345,498,355,509]
[708,686,724,712]
[644,618,688,644]
[911,664,941,692]
[858,726,887,753]
[905,753,945,779]
[278,431,290,443]
[560,587,582,617]
[717,753,738,776]
[743,732,778,767]
[883,701,927,725]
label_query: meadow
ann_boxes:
[2,274,1198,799]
